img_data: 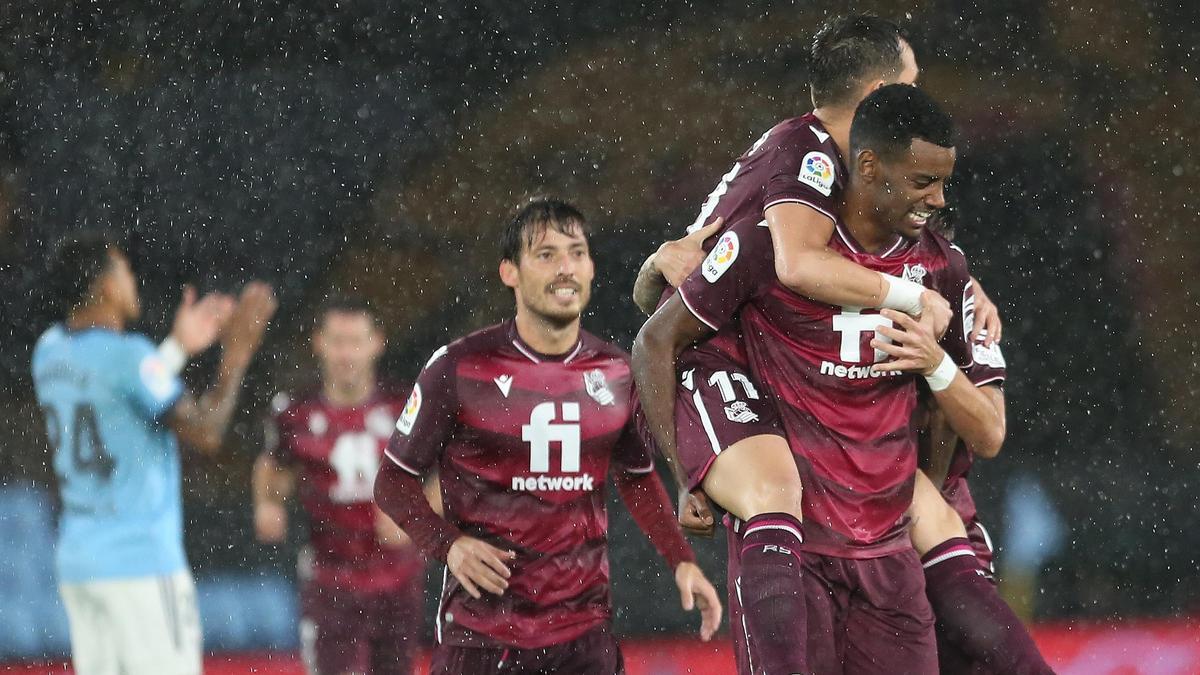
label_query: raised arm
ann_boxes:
[170,282,277,454]
[632,218,723,316]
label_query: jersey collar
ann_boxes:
[507,320,584,365]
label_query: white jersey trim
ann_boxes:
[383,449,423,477]
[921,547,977,569]
[677,288,720,332]
[763,198,837,226]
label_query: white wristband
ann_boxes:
[924,352,957,392]
[157,337,188,376]
[880,273,925,315]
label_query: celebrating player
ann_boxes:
[252,295,428,675]
[32,232,276,675]
[635,85,1005,671]
[374,198,721,674]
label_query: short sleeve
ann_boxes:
[761,125,844,220]
[124,336,184,421]
[384,345,460,477]
[676,218,774,332]
[964,307,1008,388]
[613,392,656,475]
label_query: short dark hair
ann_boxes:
[810,14,908,108]
[849,84,955,161]
[314,293,379,332]
[499,197,588,263]
[46,231,117,315]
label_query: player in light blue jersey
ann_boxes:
[32,231,277,675]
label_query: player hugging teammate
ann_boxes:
[631,15,1054,675]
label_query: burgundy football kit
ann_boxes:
[678,208,975,672]
[379,321,694,675]
[267,387,425,675]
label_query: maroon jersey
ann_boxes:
[678,216,975,559]
[941,312,1008,525]
[384,321,656,650]
[676,112,847,368]
[268,387,424,594]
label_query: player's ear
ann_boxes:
[499,258,519,289]
[856,149,879,182]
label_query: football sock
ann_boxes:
[922,538,1054,674]
[737,512,809,675]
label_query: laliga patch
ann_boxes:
[584,369,615,406]
[396,384,422,435]
[702,231,739,282]
[799,151,835,197]
[138,354,177,403]
[725,401,759,424]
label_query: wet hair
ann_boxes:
[314,293,380,332]
[46,231,117,315]
[849,84,955,161]
[810,14,908,108]
[499,196,589,263]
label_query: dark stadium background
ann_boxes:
[1,0,1197,670]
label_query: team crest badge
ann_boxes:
[902,263,928,286]
[584,369,615,406]
[366,406,395,437]
[702,231,739,283]
[799,151,835,197]
[725,401,759,424]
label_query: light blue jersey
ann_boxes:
[32,325,187,583]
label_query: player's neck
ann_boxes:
[513,309,580,356]
[322,377,376,408]
[812,106,852,156]
[66,303,125,332]
[841,193,900,254]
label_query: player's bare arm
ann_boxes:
[918,397,960,488]
[171,282,278,454]
[872,309,1006,457]
[631,295,717,533]
[631,218,722,316]
[252,453,294,543]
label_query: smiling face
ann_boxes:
[499,222,594,327]
[867,138,956,239]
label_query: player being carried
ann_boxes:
[33,232,276,675]
[374,198,721,675]
[635,85,1010,672]
[253,295,430,675]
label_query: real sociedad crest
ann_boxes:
[584,369,615,406]
[902,263,928,286]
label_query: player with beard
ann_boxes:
[373,198,721,674]
[635,85,1003,672]
[253,296,428,675]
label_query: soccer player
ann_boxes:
[252,295,428,675]
[373,198,721,674]
[32,232,276,675]
[635,85,1004,672]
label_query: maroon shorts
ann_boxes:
[300,579,423,675]
[429,624,624,675]
[726,518,936,674]
[675,360,783,490]
[965,518,996,580]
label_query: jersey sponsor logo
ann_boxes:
[818,360,902,380]
[832,310,892,363]
[396,384,421,435]
[799,151,835,197]
[902,263,928,286]
[701,231,739,282]
[513,402,596,493]
[138,354,176,402]
[494,374,513,398]
[328,432,381,503]
[724,400,759,424]
[583,369,615,406]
